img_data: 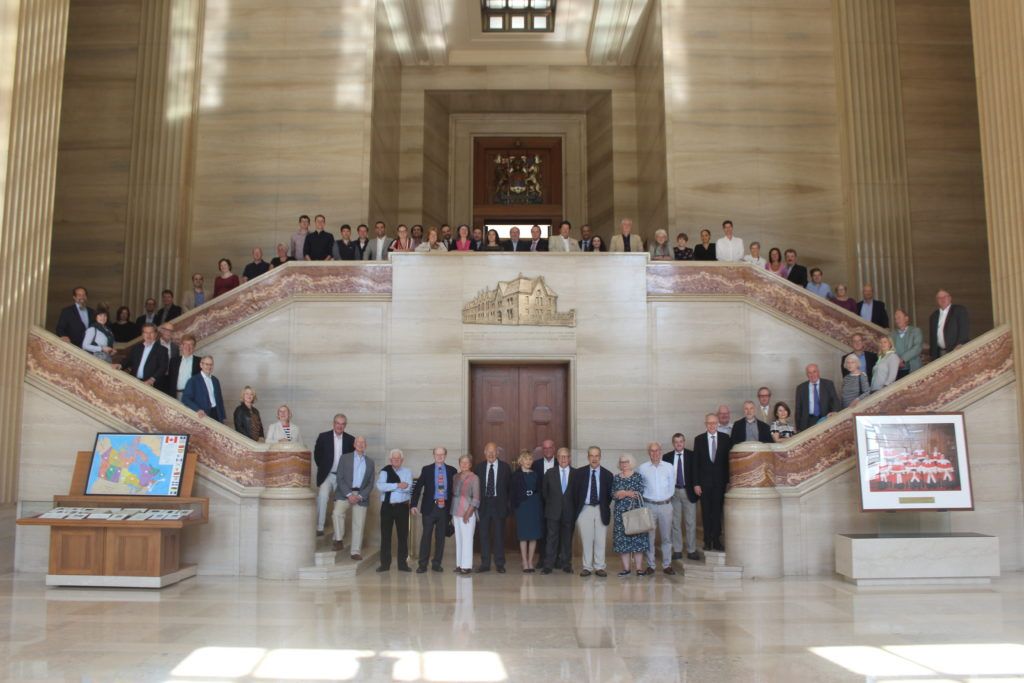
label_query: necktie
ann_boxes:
[560,468,567,494]
[589,468,597,504]
[710,435,717,463]
[78,305,88,327]
[486,463,495,497]
[676,454,684,488]
[435,466,446,508]
[531,240,538,251]
[813,382,820,415]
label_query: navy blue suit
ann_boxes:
[181,373,226,422]
[411,462,457,570]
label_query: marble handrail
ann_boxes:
[26,327,311,489]
[728,325,1014,489]
[647,261,888,347]
[117,261,393,345]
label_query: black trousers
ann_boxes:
[478,500,507,567]
[379,502,410,568]
[418,507,448,569]
[700,487,726,546]
[544,517,574,570]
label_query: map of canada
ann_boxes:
[86,434,187,496]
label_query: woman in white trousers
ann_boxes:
[452,454,480,575]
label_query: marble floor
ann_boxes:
[2,566,1024,683]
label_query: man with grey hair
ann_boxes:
[376,448,412,572]
[638,442,677,575]
[572,446,613,577]
[312,414,354,536]
[694,414,731,552]
[411,447,457,573]
[333,436,375,560]
[716,405,733,436]
[731,400,773,444]
[610,218,643,252]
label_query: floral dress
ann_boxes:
[612,472,650,554]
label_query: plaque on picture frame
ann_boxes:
[854,413,973,511]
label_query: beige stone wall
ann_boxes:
[367,0,402,228]
[634,0,668,237]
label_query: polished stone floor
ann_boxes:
[2,567,1024,682]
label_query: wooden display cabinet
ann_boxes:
[17,450,208,588]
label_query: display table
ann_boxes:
[17,450,208,588]
[835,532,1000,586]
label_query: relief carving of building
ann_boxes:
[462,274,576,327]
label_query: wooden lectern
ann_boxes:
[17,450,208,588]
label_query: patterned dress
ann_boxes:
[612,472,650,554]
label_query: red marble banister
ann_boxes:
[27,329,310,489]
[647,262,888,347]
[728,327,1014,488]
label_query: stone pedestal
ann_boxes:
[258,487,316,580]
[835,532,1000,586]
[724,488,783,578]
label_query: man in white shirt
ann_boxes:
[665,434,699,561]
[637,442,678,575]
[573,446,613,577]
[166,334,200,397]
[376,448,412,572]
[312,414,355,536]
[715,220,745,262]
[716,405,733,436]
[549,221,580,252]
[369,221,393,260]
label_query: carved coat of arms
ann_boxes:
[463,274,575,327]
[492,153,543,205]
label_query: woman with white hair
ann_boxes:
[265,404,303,445]
[612,453,649,577]
[452,453,480,575]
[840,354,870,408]
[648,229,673,261]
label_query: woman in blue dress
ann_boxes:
[612,453,649,577]
[511,450,543,573]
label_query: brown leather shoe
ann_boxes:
[643,567,655,576]
[350,553,362,561]
[579,569,592,577]
[663,566,676,575]
[332,541,344,551]
[595,569,607,577]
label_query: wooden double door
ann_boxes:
[469,363,569,466]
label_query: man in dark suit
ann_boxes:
[163,334,201,397]
[857,284,890,328]
[572,446,613,577]
[474,442,511,573]
[929,289,970,360]
[579,224,594,252]
[470,226,485,251]
[694,414,731,552]
[335,224,357,260]
[664,434,700,561]
[841,333,878,378]
[528,224,549,252]
[439,224,454,252]
[180,355,226,422]
[731,401,773,444]
[135,297,158,327]
[503,226,525,252]
[540,447,574,574]
[354,224,371,260]
[411,446,457,573]
[531,438,558,566]
[312,414,355,536]
[153,289,182,326]
[55,286,95,347]
[121,323,169,388]
[794,363,841,431]
[784,248,808,288]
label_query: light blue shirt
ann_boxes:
[194,291,205,306]
[860,300,874,322]
[77,304,88,327]
[136,343,154,379]
[201,372,216,406]
[806,281,833,299]
[352,453,367,496]
[376,466,413,504]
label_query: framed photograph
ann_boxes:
[854,413,973,511]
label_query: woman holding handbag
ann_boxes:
[612,453,650,577]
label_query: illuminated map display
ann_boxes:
[85,434,189,496]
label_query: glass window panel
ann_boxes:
[486,0,506,8]
[532,0,551,8]
[487,14,504,30]
[510,14,526,29]
[532,14,549,30]
[509,0,528,9]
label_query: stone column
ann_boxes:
[0,0,70,508]
[258,488,316,579]
[121,0,204,309]
[833,0,916,320]
[724,489,783,579]
[970,0,1024,479]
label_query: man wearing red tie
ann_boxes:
[694,414,732,552]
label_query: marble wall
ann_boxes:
[367,0,402,228]
[634,0,668,237]
[585,93,614,236]
[659,0,848,286]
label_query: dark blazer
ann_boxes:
[570,465,613,526]
[354,239,370,260]
[693,431,731,490]
[841,350,878,378]
[787,264,809,288]
[153,305,182,326]
[794,378,841,431]
[510,469,541,510]
[473,459,512,515]
[312,430,355,486]
[233,404,263,440]
[504,239,526,253]
[469,238,485,251]
[929,304,970,359]
[531,457,557,478]
[527,238,549,252]
[180,373,226,422]
[730,418,773,444]
[123,342,169,385]
[411,462,458,514]
[135,314,157,328]
[55,304,95,347]
[162,354,201,396]
[335,240,357,261]
[541,466,575,521]
[663,449,698,503]
[856,299,890,328]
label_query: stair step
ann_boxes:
[299,550,380,581]
[673,551,744,580]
